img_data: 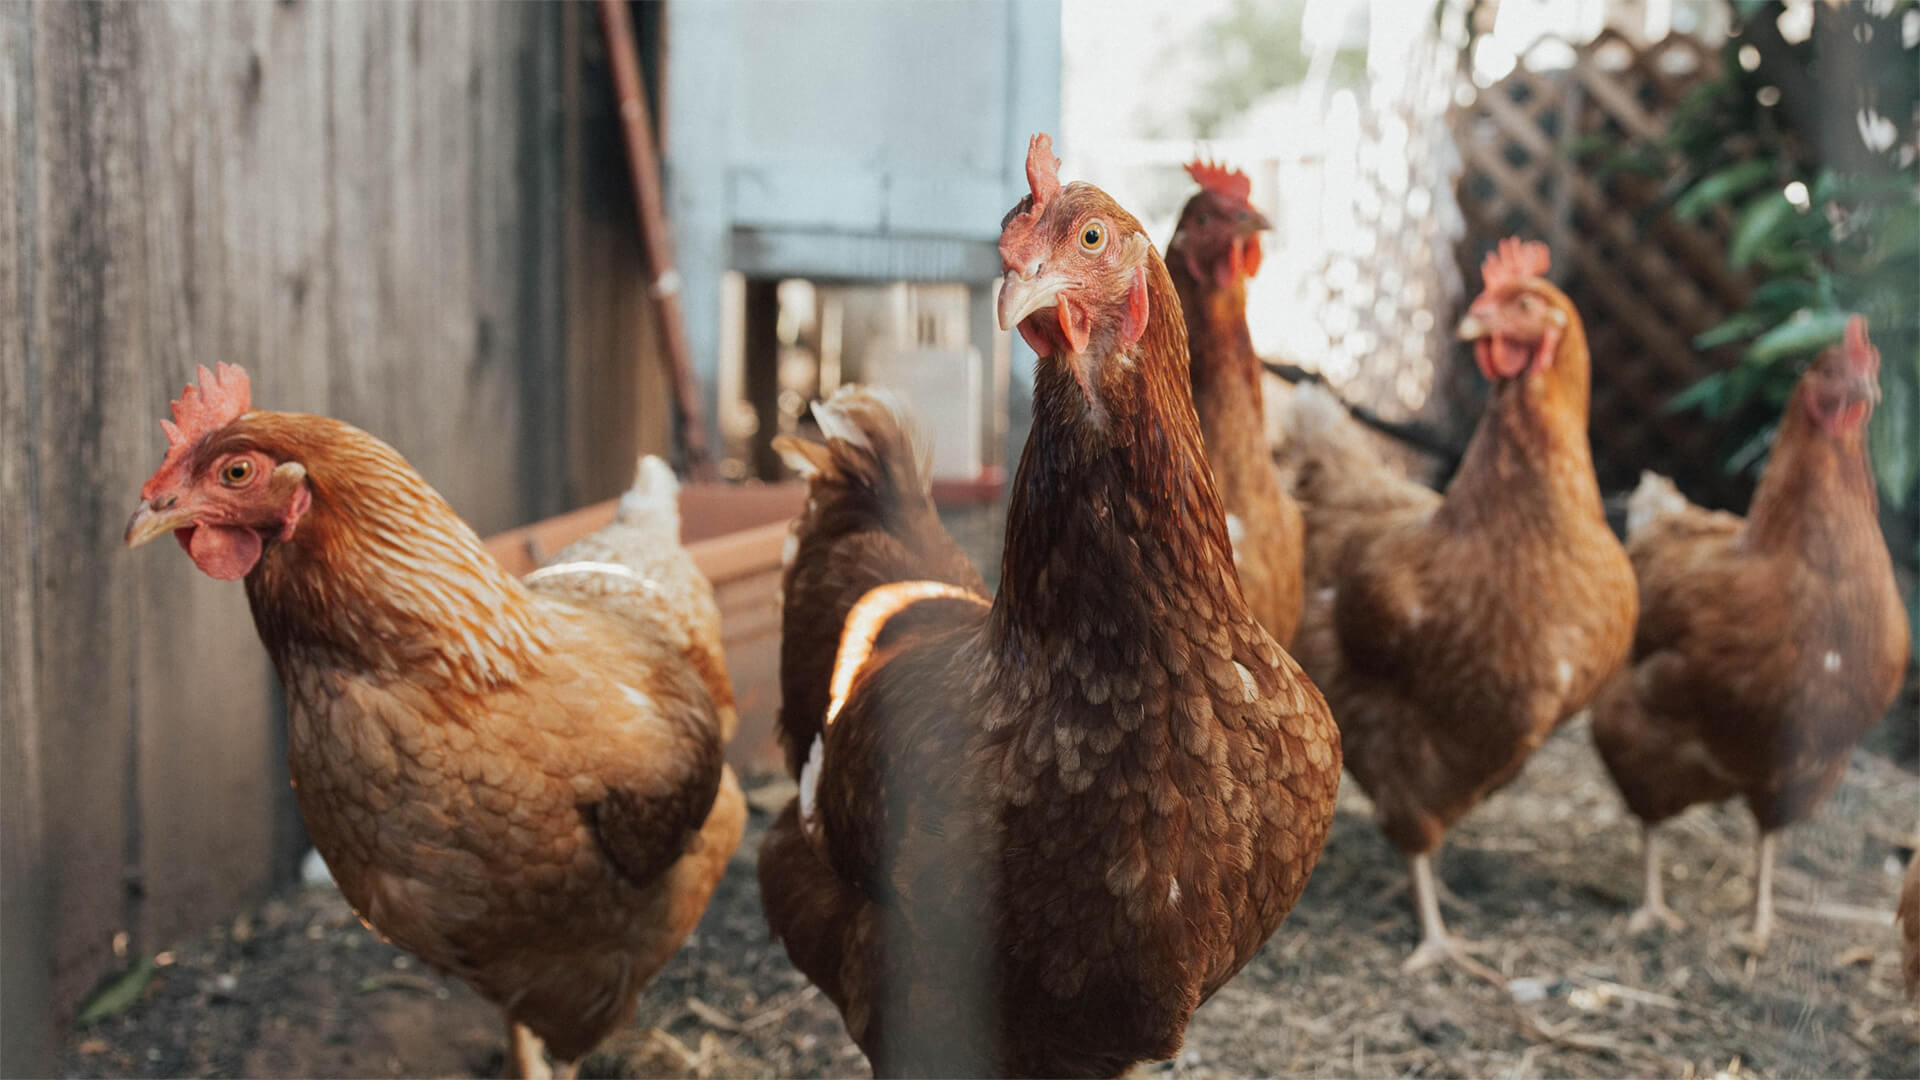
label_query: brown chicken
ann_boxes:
[757,134,1341,1077]
[1280,239,1636,977]
[1167,158,1305,648]
[1591,317,1908,950]
[123,365,746,1079]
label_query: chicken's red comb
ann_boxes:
[160,363,252,452]
[1480,237,1551,291]
[1000,133,1061,271]
[1843,314,1877,373]
[1023,132,1060,210]
[141,364,252,499]
[1185,158,1251,203]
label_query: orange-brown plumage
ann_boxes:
[125,381,745,1075]
[758,136,1341,1076]
[1591,318,1909,945]
[1167,159,1304,647]
[1280,240,1636,973]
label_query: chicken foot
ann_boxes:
[506,1022,580,1080]
[1400,852,1503,984]
[1625,825,1685,934]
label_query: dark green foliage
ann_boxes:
[1658,1,1917,516]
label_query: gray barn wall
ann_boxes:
[0,4,665,1072]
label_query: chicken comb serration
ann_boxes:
[1185,157,1251,203]
[160,363,252,453]
[1843,314,1877,374]
[999,133,1061,271]
[141,363,253,499]
[1480,237,1551,292]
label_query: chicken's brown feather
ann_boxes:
[1282,281,1636,857]
[761,179,1340,1076]
[149,410,744,1066]
[1592,356,1908,839]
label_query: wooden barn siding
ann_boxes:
[0,4,663,1071]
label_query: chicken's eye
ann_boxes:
[1195,211,1211,227]
[221,459,255,487]
[1079,221,1106,253]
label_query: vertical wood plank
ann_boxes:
[27,0,146,1019]
[563,2,667,506]
[0,4,52,1072]
[5,0,662,1042]
[743,278,782,480]
[126,0,282,955]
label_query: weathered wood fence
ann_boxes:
[1451,30,1756,507]
[1,4,672,1071]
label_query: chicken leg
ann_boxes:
[1626,825,1685,934]
[1400,852,1502,983]
[507,1022,579,1080]
[508,1022,551,1080]
[1742,831,1777,953]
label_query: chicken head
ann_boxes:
[124,364,312,580]
[1802,315,1881,437]
[996,133,1154,370]
[1456,238,1574,383]
[1170,158,1271,290]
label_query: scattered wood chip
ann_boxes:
[353,972,447,998]
[1777,898,1895,927]
[741,985,819,1032]
[1832,945,1878,969]
[686,996,743,1032]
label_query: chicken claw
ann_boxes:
[1402,853,1503,984]
[1626,901,1687,935]
[1625,826,1686,935]
[1400,930,1504,985]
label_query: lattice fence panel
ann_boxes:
[1451,29,1757,507]
[1303,23,1470,428]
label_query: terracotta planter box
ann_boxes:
[483,482,806,773]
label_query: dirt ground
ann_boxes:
[58,710,1918,1080]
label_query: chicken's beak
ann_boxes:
[1850,372,1883,406]
[1237,208,1273,236]
[1456,312,1490,342]
[124,497,195,549]
[997,270,1070,332]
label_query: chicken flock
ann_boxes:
[124,133,1912,1077]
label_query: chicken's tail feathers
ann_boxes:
[777,385,933,503]
[1280,381,1388,506]
[614,454,682,534]
[1624,470,1687,540]
[1284,380,1352,442]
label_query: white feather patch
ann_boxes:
[825,580,989,729]
[1625,470,1687,539]
[617,684,653,713]
[798,735,825,835]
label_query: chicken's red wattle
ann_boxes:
[183,523,262,581]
